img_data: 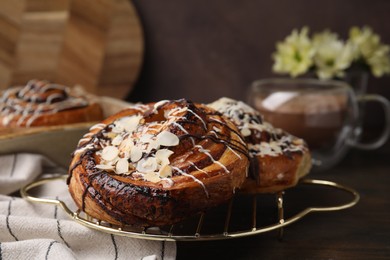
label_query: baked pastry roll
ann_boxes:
[68,99,249,227]
[209,97,311,193]
[0,79,103,127]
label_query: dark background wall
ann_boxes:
[127,0,390,130]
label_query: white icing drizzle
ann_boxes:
[210,129,242,159]
[194,145,230,173]
[39,83,67,93]
[172,121,195,146]
[187,108,207,130]
[46,93,64,104]
[172,121,188,134]
[226,145,242,159]
[78,132,95,145]
[152,100,170,113]
[74,143,95,156]
[172,166,209,197]
[207,117,246,143]
[189,162,210,176]
[135,104,150,111]
[89,123,106,131]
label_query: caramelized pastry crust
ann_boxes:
[209,97,311,193]
[68,99,249,227]
[0,80,103,127]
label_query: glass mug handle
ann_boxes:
[348,94,390,150]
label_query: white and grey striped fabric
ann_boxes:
[0,154,176,260]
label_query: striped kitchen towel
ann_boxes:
[0,153,176,260]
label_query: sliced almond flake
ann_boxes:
[293,139,304,145]
[106,132,117,139]
[119,138,134,152]
[143,172,161,183]
[158,164,172,178]
[240,127,251,137]
[112,135,123,146]
[137,157,158,173]
[155,149,174,166]
[270,142,282,154]
[156,131,179,147]
[121,150,130,159]
[96,164,115,170]
[139,133,154,144]
[112,120,125,133]
[101,146,119,161]
[121,115,142,133]
[116,158,129,174]
[130,146,143,162]
[145,140,159,153]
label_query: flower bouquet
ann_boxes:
[272,26,390,80]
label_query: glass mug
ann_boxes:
[248,78,390,171]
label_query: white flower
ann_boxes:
[368,45,390,77]
[312,30,355,79]
[272,25,390,79]
[349,26,390,77]
[272,27,315,77]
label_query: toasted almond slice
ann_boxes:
[112,120,125,133]
[116,158,129,174]
[241,127,251,137]
[106,132,117,139]
[101,146,119,161]
[121,115,143,133]
[139,133,154,144]
[119,137,134,152]
[145,140,159,153]
[96,164,115,170]
[112,135,123,146]
[156,131,179,147]
[158,164,172,178]
[130,146,143,162]
[137,157,158,173]
[156,149,174,166]
[143,172,161,183]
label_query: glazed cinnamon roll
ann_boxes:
[68,99,249,227]
[209,97,311,193]
[0,80,103,127]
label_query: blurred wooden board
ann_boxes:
[0,0,143,98]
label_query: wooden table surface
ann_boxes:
[176,144,390,259]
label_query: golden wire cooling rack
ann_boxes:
[20,175,359,241]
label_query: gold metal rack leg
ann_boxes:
[168,225,174,237]
[195,212,205,237]
[252,195,257,231]
[277,191,285,240]
[223,199,234,236]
